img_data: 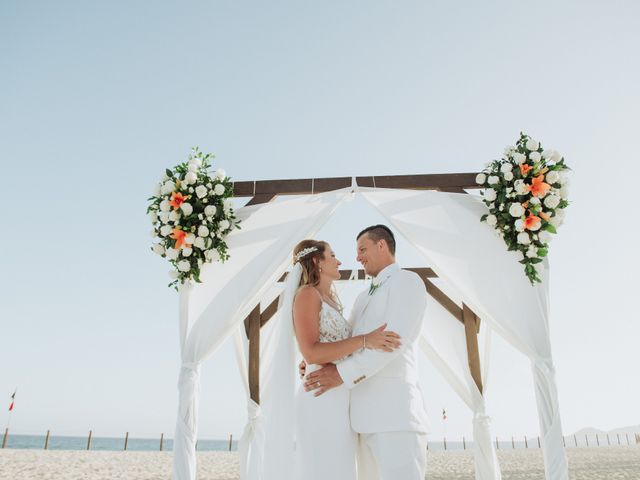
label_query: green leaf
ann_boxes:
[544,223,557,234]
[166,168,174,178]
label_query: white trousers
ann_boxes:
[357,431,427,480]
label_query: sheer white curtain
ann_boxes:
[363,188,568,480]
[172,188,351,480]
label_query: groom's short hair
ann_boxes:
[357,225,396,255]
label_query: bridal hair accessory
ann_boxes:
[295,246,318,262]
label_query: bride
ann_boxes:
[288,239,401,479]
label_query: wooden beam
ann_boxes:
[247,305,261,404]
[233,172,481,198]
[260,297,280,328]
[463,303,483,394]
[421,277,463,324]
[245,193,277,206]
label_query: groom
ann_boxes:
[304,224,430,479]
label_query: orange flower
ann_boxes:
[170,228,188,249]
[169,192,188,210]
[519,163,533,176]
[524,214,542,231]
[530,174,551,198]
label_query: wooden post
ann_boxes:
[124,432,129,451]
[596,434,600,447]
[44,430,50,450]
[1,428,8,449]
[443,437,447,450]
[511,436,515,449]
[496,437,499,450]
[617,434,621,445]
[607,434,610,446]
[195,440,198,451]
[462,304,482,394]
[573,435,577,447]
[86,430,92,450]
[462,436,466,450]
[247,305,262,405]
[525,435,528,448]
[228,434,233,451]
[562,436,565,447]
[537,436,541,448]
[160,433,164,451]
[626,433,630,445]
[585,435,589,447]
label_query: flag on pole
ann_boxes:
[8,391,16,412]
[442,408,447,421]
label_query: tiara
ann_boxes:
[295,246,318,262]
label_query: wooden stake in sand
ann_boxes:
[44,430,50,450]
[86,430,92,450]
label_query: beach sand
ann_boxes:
[1,446,638,479]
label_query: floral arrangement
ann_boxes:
[476,133,570,284]
[147,147,240,289]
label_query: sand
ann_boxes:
[0,446,638,479]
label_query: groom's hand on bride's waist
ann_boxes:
[304,363,344,397]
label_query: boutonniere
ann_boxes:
[368,278,388,296]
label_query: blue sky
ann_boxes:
[1,1,639,441]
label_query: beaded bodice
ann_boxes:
[318,302,352,343]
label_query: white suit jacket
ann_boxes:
[336,263,430,434]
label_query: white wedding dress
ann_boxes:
[293,301,357,480]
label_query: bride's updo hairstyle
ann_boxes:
[293,239,328,288]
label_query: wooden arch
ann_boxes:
[233,172,483,404]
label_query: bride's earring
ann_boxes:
[319,267,322,273]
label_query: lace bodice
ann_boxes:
[318,302,352,343]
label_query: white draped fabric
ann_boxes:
[171,186,568,480]
[172,188,351,480]
[362,188,568,480]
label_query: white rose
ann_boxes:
[542,149,553,159]
[216,168,226,180]
[486,214,497,226]
[545,171,560,185]
[560,184,570,199]
[169,210,181,222]
[182,247,192,257]
[526,246,538,258]
[223,198,233,212]
[551,150,562,162]
[514,250,525,261]
[484,189,497,202]
[159,200,170,212]
[529,151,541,162]
[515,219,525,232]
[185,172,198,185]
[214,183,226,195]
[194,237,206,249]
[161,180,176,195]
[500,163,513,173]
[555,208,565,219]
[529,197,540,205]
[185,233,196,245]
[544,195,560,209]
[513,152,526,164]
[149,211,158,224]
[498,203,505,211]
[195,185,208,199]
[159,211,170,223]
[177,260,191,272]
[206,249,221,262]
[488,175,500,185]
[187,162,199,173]
[503,145,515,157]
[160,225,172,237]
[169,270,179,279]
[517,232,531,245]
[198,225,210,237]
[514,180,529,195]
[191,157,203,167]
[526,139,540,151]
[166,247,179,260]
[154,183,162,196]
[476,173,487,185]
[504,171,514,181]
[204,205,217,217]
[550,215,563,227]
[509,203,525,217]
[152,244,165,256]
[219,219,230,230]
[180,203,193,216]
[538,231,552,243]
